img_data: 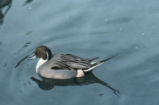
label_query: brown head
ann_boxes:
[34,45,52,60]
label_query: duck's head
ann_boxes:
[29,45,52,60]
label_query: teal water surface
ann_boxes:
[0,0,159,105]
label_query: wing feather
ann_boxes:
[60,54,91,69]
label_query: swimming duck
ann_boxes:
[30,45,113,79]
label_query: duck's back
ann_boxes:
[51,53,92,70]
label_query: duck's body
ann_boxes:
[32,45,113,79]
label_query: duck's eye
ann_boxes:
[51,67,60,70]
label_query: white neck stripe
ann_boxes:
[36,58,47,73]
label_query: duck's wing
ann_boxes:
[59,54,96,69]
[61,54,99,62]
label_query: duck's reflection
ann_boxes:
[0,0,12,24]
[31,72,120,95]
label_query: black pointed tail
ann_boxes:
[88,57,99,61]
[91,56,115,67]
[84,56,115,72]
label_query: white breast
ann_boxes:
[36,59,47,73]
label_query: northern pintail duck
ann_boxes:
[30,45,113,79]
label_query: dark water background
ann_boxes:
[0,0,159,105]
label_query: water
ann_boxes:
[0,0,159,105]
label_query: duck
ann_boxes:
[30,45,113,79]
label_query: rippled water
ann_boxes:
[0,0,159,105]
